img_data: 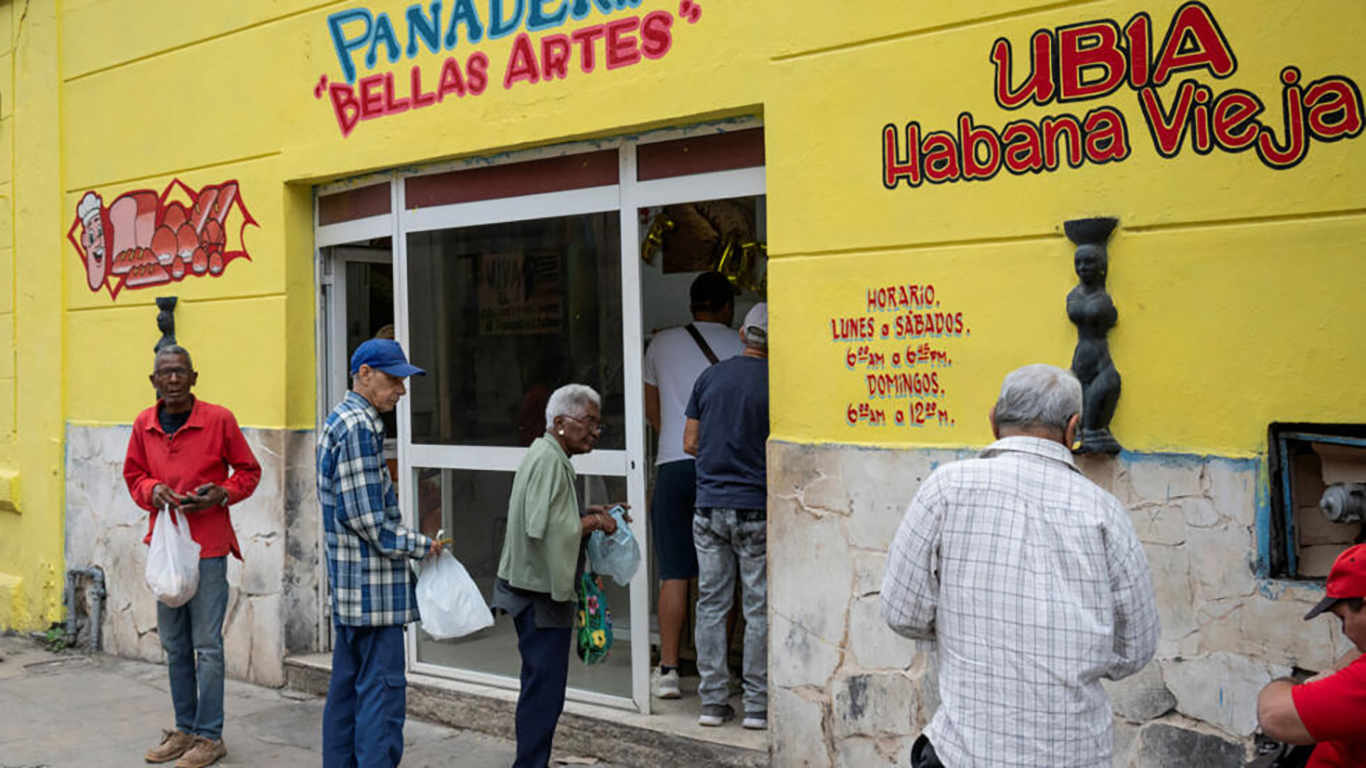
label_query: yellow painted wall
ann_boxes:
[2,0,1364,627]
[0,0,67,631]
[765,0,1366,455]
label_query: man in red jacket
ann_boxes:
[1258,543,1366,767]
[124,345,261,768]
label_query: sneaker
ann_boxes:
[698,703,735,727]
[145,730,195,764]
[651,667,681,699]
[742,710,768,730]
[174,736,227,768]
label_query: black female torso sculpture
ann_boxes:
[1065,218,1122,454]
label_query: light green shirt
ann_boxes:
[497,434,582,603]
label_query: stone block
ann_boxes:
[1077,453,1121,494]
[852,550,886,598]
[1179,496,1220,528]
[223,591,285,687]
[1186,525,1257,603]
[770,496,852,645]
[1130,504,1189,546]
[840,447,955,551]
[1195,595,1341,673]
[1113,719,1139,768]
[1129,722,1244,768]
[1127,458,1205,504]
[1206,460,1257,528]
[834,737,909,768]
[1102,662,1176,723]
[771,611,843,689]
[768,442,844,501]
[1162,653,1288,737]
[1143,544,1198,655]
[830,673,915,739]
[848,595,917,671]
[771,687,831,768]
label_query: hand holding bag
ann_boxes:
[144,505,201,608]
[417,548,495,639]
[586,506,641,587]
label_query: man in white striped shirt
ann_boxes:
[883,364,1159,768]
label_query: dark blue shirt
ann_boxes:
[685,355,769,510]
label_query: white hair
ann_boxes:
[545,384,601,431]
[992,364,1083,434]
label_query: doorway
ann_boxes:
[315,122,766,715]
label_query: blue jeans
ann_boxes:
[694,508,768,714]
[323,624,407,768]
[513,605,572,768]
[157,556,229,741]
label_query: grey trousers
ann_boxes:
[693,508,768,713]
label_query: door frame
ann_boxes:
[314,118,766,714]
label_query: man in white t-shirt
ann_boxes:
[643,271,745,699]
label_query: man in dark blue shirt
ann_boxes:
[683,302,770,730]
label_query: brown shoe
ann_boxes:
[145,730,196,763]
[174,736,227,768]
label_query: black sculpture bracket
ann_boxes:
[1064,218,1122,455]
[155,296,178,352]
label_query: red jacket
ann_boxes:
[123,399,262,559]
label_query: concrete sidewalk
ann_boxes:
[0,636,622,768]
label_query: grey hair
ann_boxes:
[992,364,1082,434]
[545,384,601,431]
[153,344,194,372]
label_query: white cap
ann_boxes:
[77,191,103,225]
[743,303,768,338]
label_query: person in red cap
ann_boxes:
[1257,543,1366,766]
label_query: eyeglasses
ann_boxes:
[153,366,192,380]
[563,414,606,435]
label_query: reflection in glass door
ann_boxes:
[404,210,635,701]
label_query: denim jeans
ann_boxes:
[323,624,407,768]
[693,508,768,714]
[156,556,229,741]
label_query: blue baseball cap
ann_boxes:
[350,339,426,377]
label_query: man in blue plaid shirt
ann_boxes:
[318,339,440,768]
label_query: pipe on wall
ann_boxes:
[64,566,106,653]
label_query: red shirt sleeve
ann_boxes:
[219,411,261,505]
[1293,655,1366,743]
[122,413,159,512]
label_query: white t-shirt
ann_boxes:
[643,321,745,465]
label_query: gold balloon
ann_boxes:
[641,213,675,264]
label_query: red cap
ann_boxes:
[1305,543,1366,620]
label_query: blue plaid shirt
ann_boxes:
[318,391,432,626]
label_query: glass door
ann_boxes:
[396,151,650,711]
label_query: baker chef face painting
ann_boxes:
[76,192,108,292]
[66,180,257,299]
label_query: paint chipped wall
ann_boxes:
[767,441,1357,766]
[63,424,321,685]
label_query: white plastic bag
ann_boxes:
[145,505,201,608]
[417,549,494,640]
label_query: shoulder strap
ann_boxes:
[684,323,720,365]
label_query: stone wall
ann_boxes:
[767,440,1355,768]
[64,424,321,687]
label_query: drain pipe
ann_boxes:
[64,565,106,653]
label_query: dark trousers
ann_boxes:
[911,734,945,768]
[513,606,572,768]
[323,624,407,768]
